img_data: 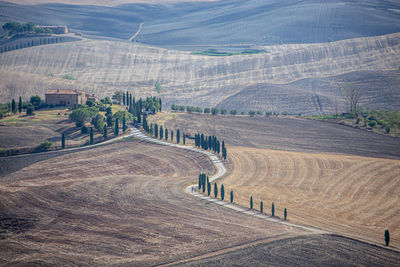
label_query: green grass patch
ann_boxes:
[191,49,269,56]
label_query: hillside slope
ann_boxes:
[1,0,400,46]
[0,33,399,113]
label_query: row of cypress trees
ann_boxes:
[194,133,227,160]
[197,175,288,220]
[0,37,68,54]
[143,121,186,145]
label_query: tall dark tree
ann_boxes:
[107,115,113,127]
[122,92,126,106]
[122,114,126,132]
[260,201,263,213]
[154,124,158,138]
[272,202,275,217]
[220,184,225,200]
[284,208,287,220]
[160,126,163,139]
[18,96,22,113]
[176,129,180,144]
[214,183,218,198]
[115,118,119,136]
[385,229,390,246]
[11,99,16,113]
[61,133,65,149]
[103,124,107,138]
[202,174,206,193]
[171,130,174,142]
[165,128,168,140]
[198,174,202,190]
[90,127,94,144]
[250,196,253,209]
[207,182,211,196]
[230,190,233,203]
[126,91,129,106]
[183,133,186,144]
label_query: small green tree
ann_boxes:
[272,202,275,217]
[284,208,287,220]
[114,117,119,136]
[103,124,107,138]
[90,127,94,144]
[26,104,34,115]
[385,229,390,246]
[11,99,16,113]
[230,190,233,203]
[81,125,88,134]
[214,183,218,198]
[18,96,22,113]
[250,196,253,209]
[220,184,225,200]
[61,133,65,149]
[260,201,263,213]
[36,140,52,152]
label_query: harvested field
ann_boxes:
[162,113,400,159]
[0,108,105,152]
[0,139,313,265]
[176,235,400,266]
[221,146,400,249]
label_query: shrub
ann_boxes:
[81,125,88,134]
[248,110,256,117]
[385,127,391,134]
[36,141,52,152]
[368,120,376,128]
[26,104,35,115]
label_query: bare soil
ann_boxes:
[162,113,400,159]
[0,139,311,265]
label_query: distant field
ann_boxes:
[0,33,399,114]
[162,113,400,159]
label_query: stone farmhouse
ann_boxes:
[45,89,87,106]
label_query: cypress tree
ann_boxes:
[18,96,22,113]
[90,127,94,144]
[154,124,158,138]
[115,118,119,136]
[207,182,211,196]
[107,115,113,127]
[230,190,233,203]
[160,126,163,139]
[385,229,390,246]
[176,129,180,144]
[122,114,126,132]
[260,201,263,213]
[126,91,129,106]
[103,124,107,138]
[250,196,253,209]
[198,174,202,190]
[137,112,141,124]
[171,130,174,142]
[11,99,16,113]
[61,133,65,149]
[214,183,218,198]
[183,133,186,144]
[284,208,287,220]
[165,128,168,140]
[272,202,275,217]
[220,184,225,200]
[202,174,206,193]
[123,92,126,106]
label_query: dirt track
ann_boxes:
[0,139,315,265]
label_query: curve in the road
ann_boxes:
[130,127,326,234]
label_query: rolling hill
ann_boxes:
[1,0,400,46]
[0,32,399,113]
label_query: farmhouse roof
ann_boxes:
[45,89,86,96]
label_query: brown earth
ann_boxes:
[162,113,400,159]
[0,139,314,265]
[0,108,106,152]
[161,113,400,249]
